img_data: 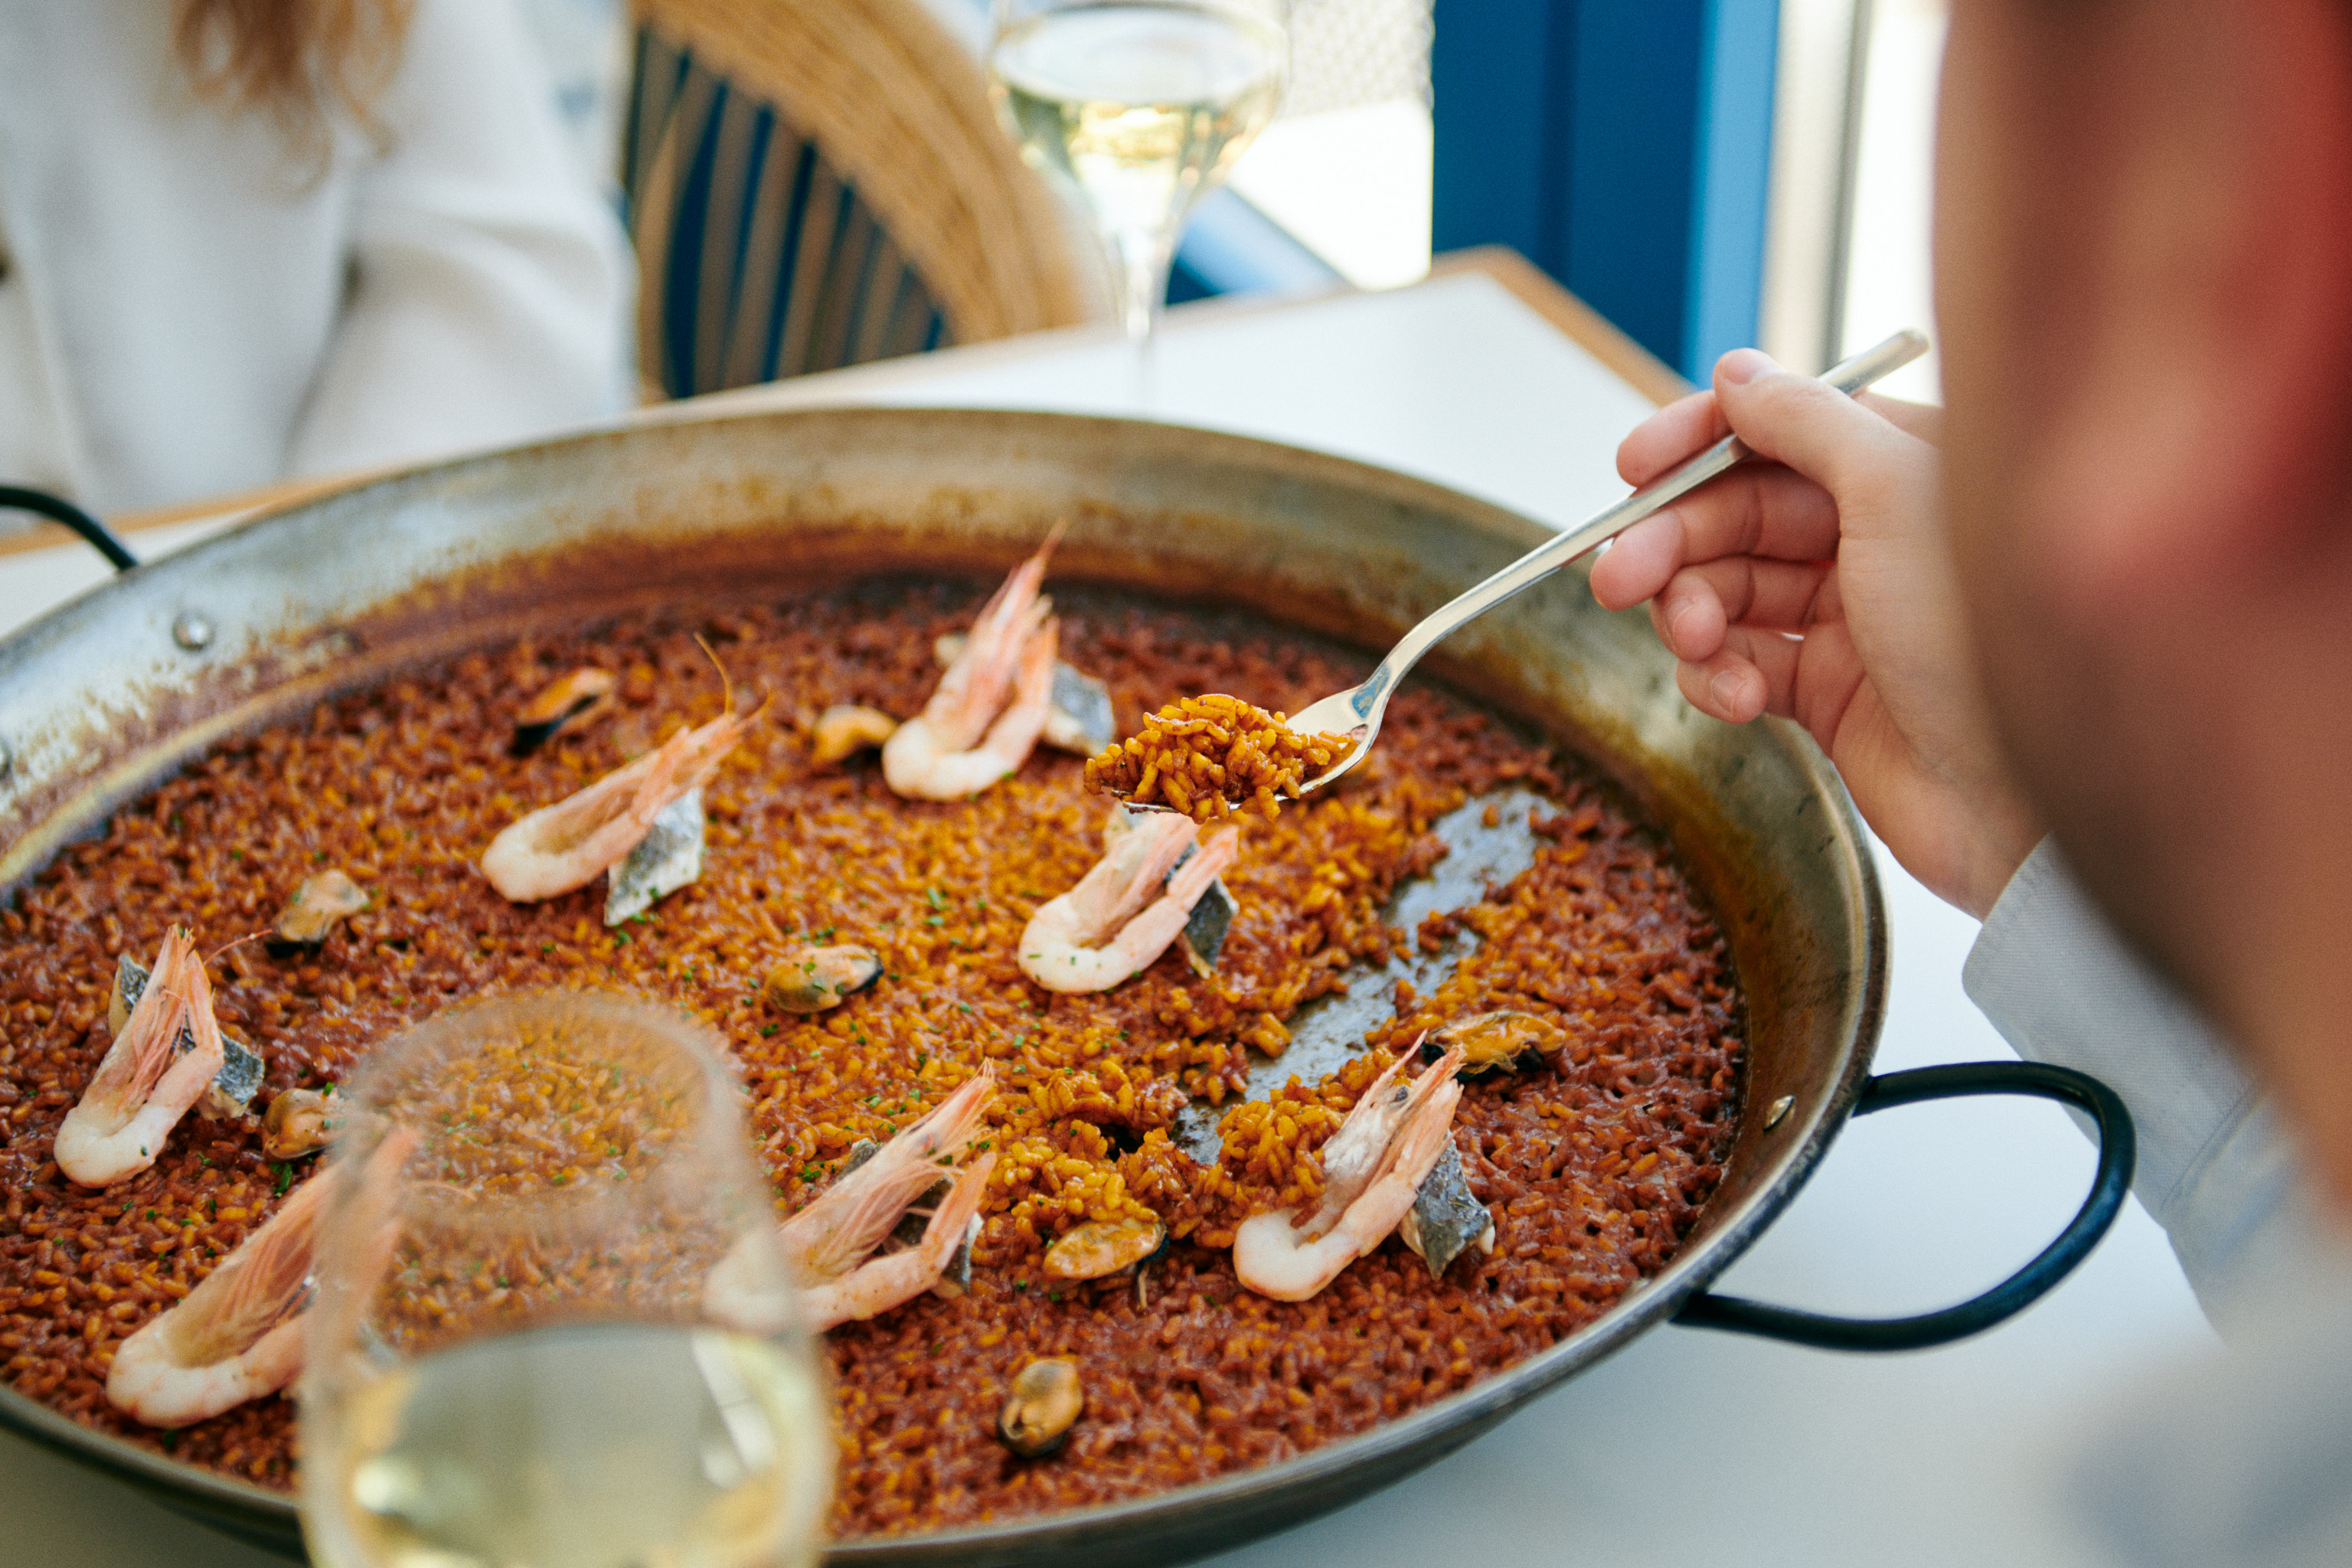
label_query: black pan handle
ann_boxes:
[1,484,138,572]
[1674,1060,2136,1351]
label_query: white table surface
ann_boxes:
[0,271,2213,1568]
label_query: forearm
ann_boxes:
[1963,839,2326,1330]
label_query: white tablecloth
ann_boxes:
[0,271,2212,1568]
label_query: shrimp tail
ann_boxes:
[1168,825,1240,904]
[975,617,1059,771]
[162,1173,331,1367]
[779,1069,997,1281]
[800,1152,999,1331]
[898,1065,998,1156]
[83,927,197,1109]
[884,538,1060,799]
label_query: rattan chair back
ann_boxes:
[626,0,1098,397]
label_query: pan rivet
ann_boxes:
[1763,1095,1795,1132]
[172,612,214,652]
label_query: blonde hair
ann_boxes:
[173,0,416,165]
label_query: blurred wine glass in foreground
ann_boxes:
[989,0,1289,397]
[299,992,828,1568]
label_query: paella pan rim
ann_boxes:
[0,405,1890,1564]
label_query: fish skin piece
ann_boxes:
[1166,840,1238,976]
[1041,664,1117,755]
[871,1171,977,1299]
[108,955,148,1035]
[1179,878,1237,976]
[111,956,263,1118]
[603,787,705,926]
[889,1177,954,1250]
[1399,1141,1494,1281]
[930,1217,980,1298]
[200,1031,267,1119]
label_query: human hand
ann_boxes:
[1586,348,2041,918]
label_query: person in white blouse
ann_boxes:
[0,0,631,516]
[1590,0,2352,1560]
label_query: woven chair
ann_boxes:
[625,0,1100,399]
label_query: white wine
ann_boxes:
[304,1323,831,1568]
[990,4,1285,240]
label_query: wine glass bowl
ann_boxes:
[298,991,828,1568]
[989,0,1289,371]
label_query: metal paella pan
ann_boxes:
[0,408,2133,1564]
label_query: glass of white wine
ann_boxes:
[989,0,1289,390]
[297,991,830,1568]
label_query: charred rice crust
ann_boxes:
[0,580,1742,1536]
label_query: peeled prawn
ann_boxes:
[1018,812,1240,993]
[780,1070,998,1330]
[55,928,224,1189]
[882,540,1060,800]
[482,705,750,902]
[1233,1044,1468,1302]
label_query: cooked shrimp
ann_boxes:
[798,1153,996,1330]
[780,1069,998,1330]
[882,540,1061,800]
[105,1127,416,1426]
[55,928,224,1189]
[105,1171,325,1424]
[1018,812,1240,993]
[1233,1043,1467,1302]
[482,704,750,902]
[782,1069,992,1276]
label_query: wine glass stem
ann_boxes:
[1109,226,1174,341]
[1106,224,1174,404]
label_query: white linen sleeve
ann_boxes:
[286,0,632,477]
[1962,838,2330,1330]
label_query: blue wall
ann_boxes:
[1432,0,1779,382]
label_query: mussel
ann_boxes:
[764,944,883,1012]
[1041,1217,1168,1281]
[270,869,368,951]
[810,704,900,764]
[510,667,616,756]
[261,1087,338,1159]
[998,1357,1084,1459]
[1422,1010,1569,1074]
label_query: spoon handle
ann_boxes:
[1344,330,1931,724]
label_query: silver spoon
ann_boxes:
[1285,328,1931,794]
